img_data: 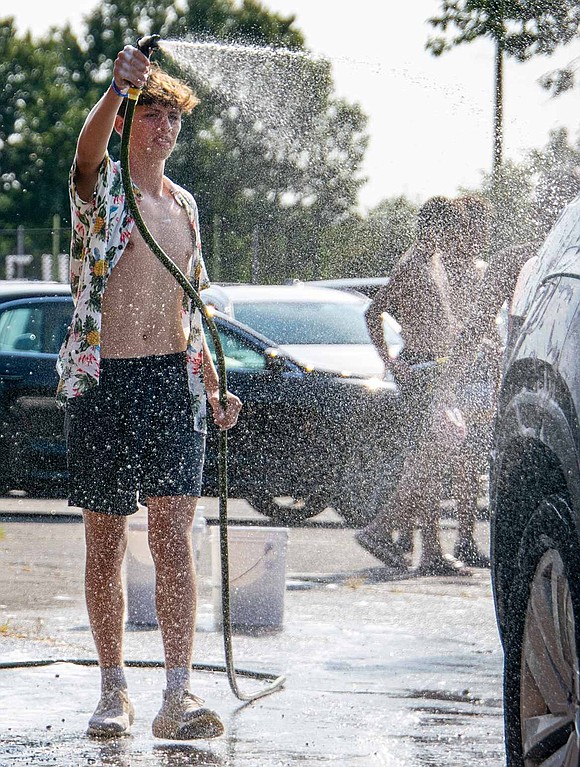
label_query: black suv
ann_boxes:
[490,198,580,765]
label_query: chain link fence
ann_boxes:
[0,219,70,282]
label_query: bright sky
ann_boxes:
[8,0,580,210]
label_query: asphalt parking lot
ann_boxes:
[0,496,505,766]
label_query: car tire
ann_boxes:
[334,496,383,528]
[244,494,328,525]
[503,494,580,767]
[334,473,398,528]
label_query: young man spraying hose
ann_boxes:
[57,45,241,739]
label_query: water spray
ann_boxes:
[120,33,285,702]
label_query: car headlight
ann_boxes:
[363,377,389,392]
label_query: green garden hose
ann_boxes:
[116,37,285,702]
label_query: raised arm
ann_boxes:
[74,46,150,201]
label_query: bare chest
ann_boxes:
[114,195,193,287]
[134,193,194,269]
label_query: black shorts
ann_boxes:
[65,351,205,516]
[398,363,440,450]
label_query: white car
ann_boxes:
[201,283,402,378]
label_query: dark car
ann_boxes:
[490,197,580,765]
[0,281,399,525]
[0,280,72,495]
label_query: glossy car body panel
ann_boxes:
[492,252,580,642]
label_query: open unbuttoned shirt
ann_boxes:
[56,154,210,433]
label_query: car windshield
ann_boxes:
[233,300,371,345]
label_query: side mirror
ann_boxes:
[14,333,38,352]
[265,348,289,374]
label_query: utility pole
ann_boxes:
[492,36,504,179]
[492,0,505,182]
[16,225,25,256]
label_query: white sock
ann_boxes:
[101,665,127,692]
[166,667,190,693]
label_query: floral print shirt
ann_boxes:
[57,154,210,433]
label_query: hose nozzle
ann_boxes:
[136,34,161,59]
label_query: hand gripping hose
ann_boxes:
[117,35,285,702]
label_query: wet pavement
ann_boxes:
[0,497,505,766]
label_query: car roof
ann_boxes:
[0,280,71,303]
[205,283,368,304]
[301,277,390,298]
[538,194,580,279]
[304,277,389,289]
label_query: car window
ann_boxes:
[0,300,71,355]
[205,326,268,371]
[0,306,44,353]
[233,300,371,345]
[42,301,72,354]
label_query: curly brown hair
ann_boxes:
[118,63,199,116]
[454,194,493,227]
[416,196,459,241]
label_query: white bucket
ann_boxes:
[211,526,289,633]
[125,506,207,627]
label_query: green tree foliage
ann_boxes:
[527,127,580,238]
[427,1,580,61]
[466,127,580,252]
[82,0,304,75]
[0,20,89,235]
[0,0,368,283]
[539,65,577,97]
[427,1,580,174]
[478,159,536,253]
[317,196,417,280]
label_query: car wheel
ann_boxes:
[244,494,328,524]
[335,497,382,528]
[503,494,580,766]
[334,475,396,528]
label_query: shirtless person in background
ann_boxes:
[357,197,468,576]
[57,46,241,740]
[440,195,495,567]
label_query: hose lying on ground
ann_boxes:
[0,658,278,684]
